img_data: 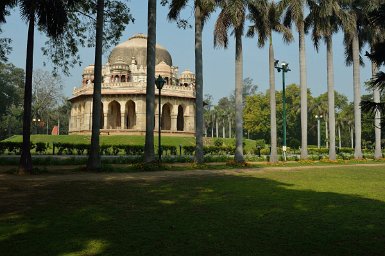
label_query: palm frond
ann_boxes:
[367,71,385,92]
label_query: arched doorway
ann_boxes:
[161,103,172,130]
[125,100,136,129]
[108,101,121,129]
[177,105,184,131]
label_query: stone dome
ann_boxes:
[108,34,172,67]
[156,61,171,73]
[83,64,94,74]
[180,69,195,78]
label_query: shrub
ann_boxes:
[213,138,223,147]
[183,146,195,155]
[35,142,48,154]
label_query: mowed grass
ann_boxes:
[3,135,256,151]
[1,166,385,255]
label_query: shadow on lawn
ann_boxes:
[0,175,385,255]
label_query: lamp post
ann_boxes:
[315,114,323,148]
[275,60,291,161]
[155,75,166,162]
[32,118,41,134]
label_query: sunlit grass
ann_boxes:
[1,166,385,255]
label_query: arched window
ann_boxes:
[177,105,184,131]
[125,100,136,129]
[161,103,172,130]
[121,75,126,82]
[107,101,121,129]
[114,75,120,82]
[165,77,169,85]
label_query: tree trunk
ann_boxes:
[338,125,341,148]
[325,117,329,148]
[211,114,214,137]
[87,0,104,171]
[326,37,336,160]
[234,28,244,162]
[372,61,382,159]
[352,30,362,159]
[269,37,278,163]
[194,6,204,163]
[216,116,218,138]
[144,0,156,163]
[222,120,225,138]
[299,20,308,159]
[350,126,354,149]
[19,14,35,175]
[228,117,231,138]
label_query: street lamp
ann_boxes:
[275,60,291,161]
[155,75,166,162]
[315,114,323,148]
[32,118,41,134]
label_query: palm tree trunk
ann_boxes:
[228,117,231,138]
[326,37,336,160]
[299,20,308,159]
[325,118,329,148]
[338,125,341,148]
[222,120,225,138]
[352,30,362,159]
[19,14,35,175]
[87,0,104,171]
[234,28,244,162]
[372,61,382,159]
[194,6,204,163]
[216,117,218,138]
[269,37,277,163]
[144,0,156,163]
[350,126,354,149]
[211,114,214,137]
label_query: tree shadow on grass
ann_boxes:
[0,175,385,255]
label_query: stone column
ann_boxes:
[103,102,108,129]
[120,103,125,129]
[171,115,177,132]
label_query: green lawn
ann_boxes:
[1,166,385,255]
[3,135,257,152]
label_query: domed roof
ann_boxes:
[156,61,171,73]
[83,64,94,74]
[108,34,172,67]
[181,69,194,77]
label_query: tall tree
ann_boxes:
[214,0,249,163]
[281,0,309,159]
[144,0,157,163]
[305,0,342,160]
[87,0,104,171]
[41,1,133,169]
[167,0,216,163]
[9,0,73,174]
[247,0,293,162]
[340,0,379,159]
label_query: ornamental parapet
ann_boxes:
[71,81,195,99]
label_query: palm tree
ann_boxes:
[144,0,157,163]
[281,0,309,159]
[305,0,342,160]
[12,0,72,174]
[340,0,380,159]
[214,0,249,163]
[87,0,104,171]
[247,0,293,163]
[167,0,216,164]
[364,21,384,159]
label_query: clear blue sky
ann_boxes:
[1,0,376,103]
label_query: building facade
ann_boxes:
[69,34,196,136]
